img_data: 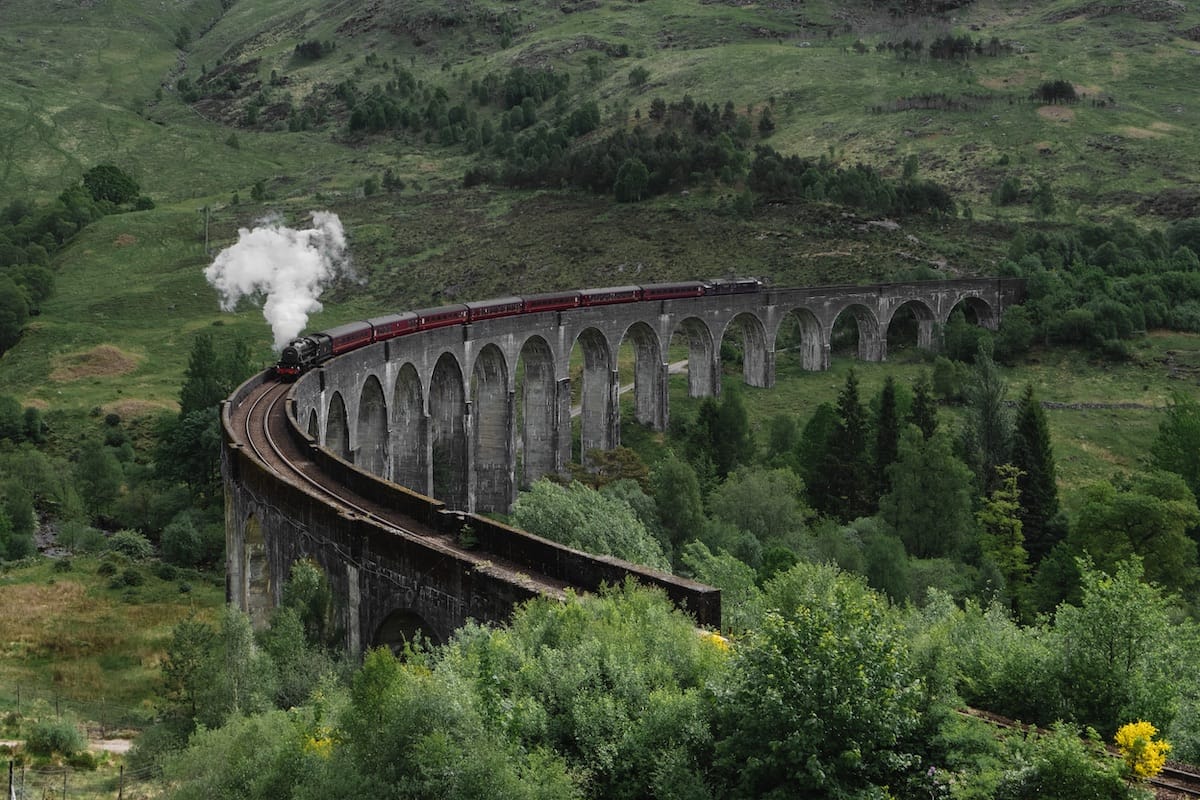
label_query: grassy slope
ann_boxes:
[0,0,1192,448]
[0,557,223,717]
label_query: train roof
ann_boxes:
[523,289,581,301]
[641,280,707,290]
[321,320,374,339]
[465,296,523,310]
[366,311,418,326]
[580,284,642,295]
[412,303,470,317]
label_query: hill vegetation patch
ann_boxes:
[1037,105,1075,121]
[50,345,141,383]
[102,398,173,419]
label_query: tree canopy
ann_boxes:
[82,163,140,205]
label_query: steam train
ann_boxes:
[275,278,763,379]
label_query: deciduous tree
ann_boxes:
[511,479,670,570]
[977,464,1030,612]
[708,466,810,547]
[712,561,921,797]
[649,450,705,552]
[1053,557,1175,735]
[82,163,140,205]
[881,426,976,559]
[1068,471,1199,592]
[0,275,28,354]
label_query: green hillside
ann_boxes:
[3,0,1199,413]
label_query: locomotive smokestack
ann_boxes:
[204,211,352,350]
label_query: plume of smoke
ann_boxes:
[204,211,352,350]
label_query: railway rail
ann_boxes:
[959,708,1200,798]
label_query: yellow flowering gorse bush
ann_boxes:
[1114,720,1170,779]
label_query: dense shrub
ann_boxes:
[105,529,154,560]
[26,717,86,756]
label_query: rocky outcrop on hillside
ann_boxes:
[1042,0,1184,23]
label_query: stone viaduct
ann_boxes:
[289,278,1024,513]
[222,277,1023,650]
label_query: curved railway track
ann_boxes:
[229,377,571,601]
[960,709,1200,798]
[1153,763,1200,799]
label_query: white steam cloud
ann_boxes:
[204,211,352,350]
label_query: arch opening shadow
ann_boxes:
[721,312,770,387]
[430,352,468,509]
[670,317,716,399]
[829,304,884,362]
[472,344,512,512]
[374,608,442,653]
[886,300,936,359]
[947,296,998,330]
[618,321,664,430]
[326,392,351,462]
[356,375,389,478]
[517,336,556,488]
[775,307,826,372]
[571,328,615,464]
[392,363,427,494]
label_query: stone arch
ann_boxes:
[619,321,666,429]
[671,317,717,398]
[946,294,999,330]
[244,512,272,630]
[517,335,558,487]
[373,608,441,652]
[572,327,616,462]
[429,352,468,509]
[392,363,427,494]
[720,312,771,387]
[471,344,512,512]
[326,391,351,461]
[306,408,319,440]
[829,303,885,362]
[884,299,938,354]
[356,375,389,478]
[775,306,827,371]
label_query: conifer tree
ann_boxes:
[1011,384,1061,563]
[1150,392,1200,500]
[959,347,1011,494]
[874,375,900,498]
[179,332,223,418]
[714,389,754,478]
[908,371,938,439]
[818,370,871,521]
[797,402,838,510]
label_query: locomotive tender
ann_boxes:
[275,278,762,379]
